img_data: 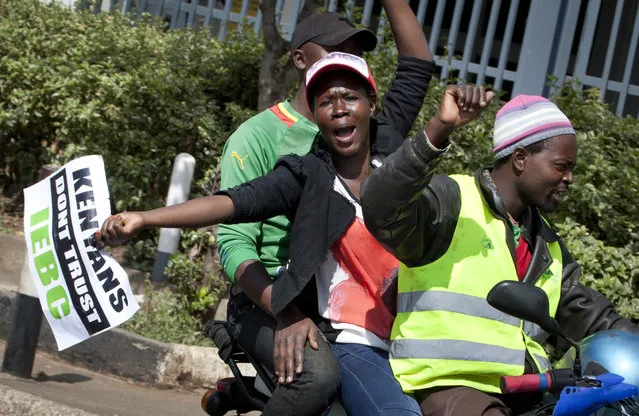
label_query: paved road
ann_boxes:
[0,340,262,415]
[0,340,207,415]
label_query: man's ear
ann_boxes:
[292,49,307,70]
[512,147,528,173]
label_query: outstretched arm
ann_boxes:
[383,0,432,61]
[95,161,304,247]
[95,195,234,247]
[95,157,317,384]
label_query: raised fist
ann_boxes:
[436,85,494,128]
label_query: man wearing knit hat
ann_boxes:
[360,91,639,415]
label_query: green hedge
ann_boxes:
[1,1,637,341]
[0,0,261,211]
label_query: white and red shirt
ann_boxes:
[315,176,399,351]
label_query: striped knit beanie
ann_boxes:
[492,95,575,160]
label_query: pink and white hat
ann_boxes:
[305,52,377,109]
[492,95,575,159]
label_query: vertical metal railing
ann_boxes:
[218,0,234,39]
[428,0,445,54]
[599,0,625,101]
[415,0,428,27]
[476,0,500,85]
[360,0,375,27]
[440,0,465,79]
[203,0,216,28]
[101,0,638,117]
[236,0,251,32]
[573,0,601,87]
[567,0,639,116]
[617,3,639,117]
[458,0,483,80]
[494,0,519,92]
[549,0,581,86]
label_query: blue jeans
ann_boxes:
[332,343,422,416]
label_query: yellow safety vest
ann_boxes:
[389,175,563,394]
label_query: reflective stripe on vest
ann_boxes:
[533,353,552,373]
[397,291,554,344]
[397,290,520,327]
[390,174,563,394]
[391,339,524,365]
[524,321,550,344]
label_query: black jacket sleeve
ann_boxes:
[376,55,435,138]
[218,156,304,224]
[556,241,639,343]
[372,56,435,156]
[361,131,459,266]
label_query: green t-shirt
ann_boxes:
[217,101,319,282]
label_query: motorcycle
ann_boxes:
[201,281,639,416]
[487,281,639,416]
[200,319,346,416]
[199,319,271,415]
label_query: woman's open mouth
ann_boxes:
[333,126,356,144]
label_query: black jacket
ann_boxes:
[223,153,353,316]
[360,134,639,346]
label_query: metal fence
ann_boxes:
[102,0,639,117]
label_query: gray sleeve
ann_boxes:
[361,130,461,267]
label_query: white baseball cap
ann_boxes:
[305,52,377,109]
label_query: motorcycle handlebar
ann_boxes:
[500,369,576,394]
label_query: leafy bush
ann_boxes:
[0,0,252,342]
[550,82,639,249]
[122,279,213,346]
[555,218,639,320]
[0,0,262,212]
[165,227,229,318]
[124,236,158,271]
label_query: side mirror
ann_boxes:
[487,280,582,377]
[487,281,562,337]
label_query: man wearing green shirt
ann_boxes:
[218,4,434,415]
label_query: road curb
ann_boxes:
[0,383,98,416]
[0,286,243,388]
